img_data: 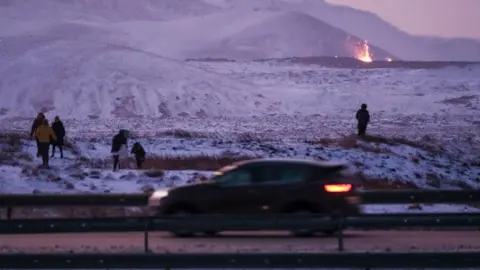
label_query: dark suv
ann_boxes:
[148,158,362,237]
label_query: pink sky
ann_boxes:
[326,0,480,39]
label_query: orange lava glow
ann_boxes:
[355,40,373,63]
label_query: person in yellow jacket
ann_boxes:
[35,119,57,167]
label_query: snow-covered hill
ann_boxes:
[186,11,392,60]
[99,9,395,60]
[2,0,478,61]
[0,0,479,119]
[209,0,480,61]
[0,38,273,119]
[0,0,394,61]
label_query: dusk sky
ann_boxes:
[326,0,480,40]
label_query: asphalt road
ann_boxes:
[1,230,480,253]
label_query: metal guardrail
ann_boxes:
[2,189,480,207]
[0,193,148,207]
[360,189,480,204]
[2,252,480,269]
[1,190,480,269]
[2,213,480,254]
[2,213,480,235]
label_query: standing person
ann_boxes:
[355,103,370,137]
[30,113,45,157]
[111,129,128,171]
[51,116,66,158]
[131,142,146,169]
[35,119,57,167]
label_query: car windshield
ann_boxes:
[211,165,237,181]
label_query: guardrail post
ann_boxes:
[144,218,150,253]
[6,207,12,220]
[337,215,344,252]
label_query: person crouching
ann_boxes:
[131,142,146,169]
[35,119,57,167]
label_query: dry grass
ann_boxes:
[142,155,255,170]
[151,130,266,143]
[0,132,25,149]
[306,134,358,148]
[86,155,257,171]
[307,133,442,154]
[356,144,393,154]
[0,132,32,164]
[359,134,443,154]
[440,95,478,105]
[155,129,210,139]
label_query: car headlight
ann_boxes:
[148,189,169,206]
[151,190,168,199]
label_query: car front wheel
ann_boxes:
[166,208,196,237]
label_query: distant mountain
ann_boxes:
[209,0,480,61]
[0,0,221,22]
[186,11,394,60]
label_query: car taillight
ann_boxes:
[324,184,352,193]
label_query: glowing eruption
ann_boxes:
[385,57,392,62]
[355,40,373,63]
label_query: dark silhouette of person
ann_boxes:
[35,119,57,167]
[111,130,128,171]
[51,116,66,158]
[30,113,46,157]
[356,103,370,136]
[131,142,146,169]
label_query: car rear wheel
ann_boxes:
[289,210,316,237]
[323,211,344,236]
[166,208,196,237]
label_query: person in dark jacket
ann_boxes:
[51,116,66,158]
[356,103,370,136]
[131,142,146,169]
[30,113,46,157]
[111,129,128,171]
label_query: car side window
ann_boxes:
[253,164,312,185]
[214,168,252,187]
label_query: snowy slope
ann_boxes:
[106,9,281,59]
[189,60,480,117]
[1,44,479,121]
[1,133,478,214]
[0,37,273,119]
